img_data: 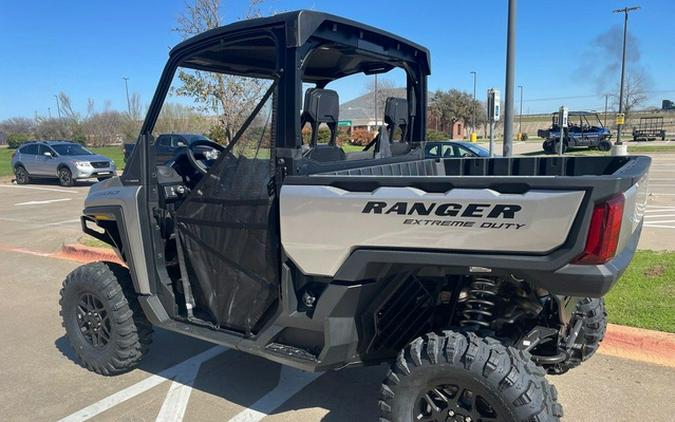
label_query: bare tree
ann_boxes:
[363,78,400,123]
[172,0,269,144]
[83,110,127,146]
[0,117,35,136]
[86,98,96,117]
[610,70,650,118]
[58,92,79,121]
[154,103,210,135]
[128,92,143,121]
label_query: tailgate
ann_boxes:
[280,185,585,276]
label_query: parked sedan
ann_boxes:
[12,141,116,186]
[424,140,491,158]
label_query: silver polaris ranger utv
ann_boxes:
[60,11,650,421]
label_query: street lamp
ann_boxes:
[470,71,477,138]
[613,6,640,146]
[122,77,131,115]
[517,85,524,138]
[503,0,517,156]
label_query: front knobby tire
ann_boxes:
[380,331,562,422]
[546,298,607,375]
[60,262,152,375]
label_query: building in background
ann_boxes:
[340,88,464,140]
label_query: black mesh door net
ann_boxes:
[174,85,279,334]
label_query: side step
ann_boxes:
[265,342,318,363]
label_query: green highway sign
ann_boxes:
[338,120,352,127]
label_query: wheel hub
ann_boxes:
[76,293,111,348]
[415,383,499,422]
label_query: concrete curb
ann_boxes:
[57,243,123,265]
[600,323,675,367]
[57,244,675,367]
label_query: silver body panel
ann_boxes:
[84,178,151,294]
[617,174,648,252]
[280,185,586,277]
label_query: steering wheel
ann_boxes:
[186,139,226,175]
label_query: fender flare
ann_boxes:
[82,206,144,294]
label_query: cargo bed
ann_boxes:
[280,155,650,296]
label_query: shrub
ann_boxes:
[301,126,332,145]
[7,133,31,149]
[337,128,350,146]
[207,125,228,145]
[350,128,376,146]
[426,129,449,141]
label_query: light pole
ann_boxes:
[502,0,517,156]
[53,95,61,118]
[470,71,477,137]
[517,85,524,138]
[122,77,131,115]
[613,6,640,146]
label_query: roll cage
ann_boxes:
[123,10,430,184]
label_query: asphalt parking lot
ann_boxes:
[0,154,674,422]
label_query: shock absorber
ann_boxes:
[460,277,499,328]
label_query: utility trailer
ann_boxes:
[60,11,650,422]
[632,116,667,141]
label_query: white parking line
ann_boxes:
[155,347,217,422]
[644,220,675,224]
[644,215,675,219]
[58,346,227,422]
[644,224,675,229]
[15,198,72,206]
[227,366,321,422]
[0,184,75,194]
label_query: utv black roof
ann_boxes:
[169,10,431,82]
[551,111,598,116]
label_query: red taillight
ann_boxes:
[573,195,625,265]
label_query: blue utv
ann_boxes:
[539,111,612,153]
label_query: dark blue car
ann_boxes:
[424,140,492,158]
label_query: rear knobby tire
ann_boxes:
[380,331,563,422]
[60,261,152,375]
[546,298,606,375]
[598,140,612,152]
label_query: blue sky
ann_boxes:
[1,0,674,120]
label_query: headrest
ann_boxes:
[384,97,408,128]
[303,88,339,124]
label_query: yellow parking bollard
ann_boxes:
[470,132,477,142]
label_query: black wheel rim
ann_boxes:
[59,169,71,185]
[414,380,502,422]
[76,293,111,348]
